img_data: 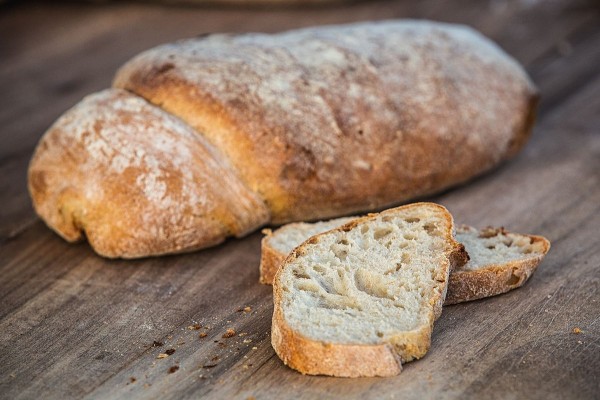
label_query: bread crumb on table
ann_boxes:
[572,327,583,334]
[222,328,236,338]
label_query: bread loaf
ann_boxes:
[29,20,537,258]
[271,203,467,377]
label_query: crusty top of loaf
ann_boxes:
[114,20,537,223]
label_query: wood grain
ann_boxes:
[0,1,599,399]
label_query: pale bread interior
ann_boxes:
[269,217,356,256]
[456,226,547,271]
[277,205,455,352]
[267,220,548,283]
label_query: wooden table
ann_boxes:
[1,1,599,399]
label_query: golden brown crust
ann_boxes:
[445,234,550,305]
[114,21,537,224]
[28,89,269,258]
[259,245,286,285]
[271,299,402,377]
[259,229,287,284]
[271,203,463,376]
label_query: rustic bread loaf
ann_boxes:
[260,216,550,304]
[29,20,537,258]
[271,203,468,377]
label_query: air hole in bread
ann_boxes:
[405,217,420,223]
[404,233,416,240]
[486,245,496,250]
[361,225,370,234]
[507,270,520,286]
[297,281,320,293]
[338,238,349,245]
[292,269,310,279]
[401,252,410,266]
[313,265,325,274]
[479,227,500,238]
[423,222,439,235]
[316,299,334,309]
[316,278,335,294]
[330,244,348,261]
[354,268,395,300]
[376,331,384,338]
[374,227,393,240]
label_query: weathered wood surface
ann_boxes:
[1,1,599,399]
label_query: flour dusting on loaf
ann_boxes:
[115,20,537,225]
[28,89,269,258]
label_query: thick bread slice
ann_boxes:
[261,218,550,304]
[271,203,467,377]
[446,226,550,304]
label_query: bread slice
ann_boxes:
[446,226,550,304]
[262,218,550,305]
[271,203,467,377]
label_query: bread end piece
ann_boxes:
[445,227,550,305]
